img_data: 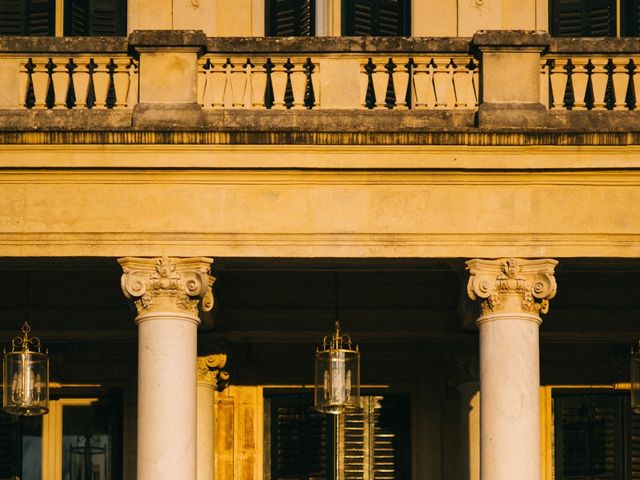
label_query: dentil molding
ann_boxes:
[119,256,215,316]
[466,257,557,317]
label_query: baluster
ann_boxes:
[31,59,50,109]
[241,59,255,108]
[112,58,131,109]
[630,59,640,111]
[540,59,550,108]
[73,58,90,109]
[372,58,388,108]
[197,59,210,107]
[290,59,307,109]
[549,58,568,110]
[221,58,235,108]
[126,59,138,107]
[230,58,248,107]
[412,60,431,108]
[401,58,416,109]
[20,59,33,108]
[390,57,409,109]
[263,58,275,109]
[611,58,629,111]
[92,59,110,109]
[453,57,476,109]
[383,58,397,109]
[50,57,69,109]
[270,60,287,109]
[433,58,454,108]
[571,58,589,110]
[210,59,226,108]
[590,58,608,110]
[303,58,316,109]
[361,58,376,109]
[250,58,267,108]
[283,58,295,109]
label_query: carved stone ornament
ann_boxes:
[466,258,557,317]
[118,256,215,316]
[197,354,230,391]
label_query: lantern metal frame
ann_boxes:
[314,320,361,415]
[3,321,49,416]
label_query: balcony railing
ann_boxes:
[0,33,639,132]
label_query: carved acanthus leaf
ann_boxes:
[466,257,557,317]
[119,256,215,316]
[197,354,230,391]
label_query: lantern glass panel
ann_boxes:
[3,350,49,416]
[631,346,640,414]
[315,348,360,414]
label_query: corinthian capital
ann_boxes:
[197,354,230,391]
[118,256,215,316]
[466,258,557,317]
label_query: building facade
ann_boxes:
[1,0,640,479]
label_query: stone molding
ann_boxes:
[197,354,230,391]
[119,256,214,316]
[466,257,557,317]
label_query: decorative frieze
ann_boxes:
[197,354,230,391]
[466,257,557,318]
[119,256,215,316]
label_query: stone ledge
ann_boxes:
[549,37,640,54]
[473,30,551,48]
[206,36,473,54]
[129,30,207,52]
[0,36,129,54]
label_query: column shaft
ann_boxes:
[196,382,216,480]
[479,314,540,480]
[137,313,199,480]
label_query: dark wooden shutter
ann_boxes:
[0,0,55,35]
[339,396,410,480]
[270,394,331,480]
[550,0,616,36]
[64,0,126,36]
[343,0,409,36]
[0,411,20,480]
[554,392,624,480]
[266,0,315,36]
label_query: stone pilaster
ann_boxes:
[119,256,215,480]
[466,257,557,480]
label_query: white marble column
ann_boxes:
[196,354,229,480]
[119,256,215,480]
[466,258,557,480]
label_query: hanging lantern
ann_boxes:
[315,321,360,414]
[3,322,49,416]
[70,435,108,480]
[632,341,640,414]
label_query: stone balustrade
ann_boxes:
[1,32,640,130]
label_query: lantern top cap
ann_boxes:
[8,321,45,354]
[317,321,359,353]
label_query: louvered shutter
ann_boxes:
[554,392,624,480]
[270,394,331,480]
[0,0,54,35]
[0,411,20,480]
[266,0,315,36]
[628,404,640,479]
[343,0,409,36]
[550,0,616,36]
[339,396,410,480]
[64,0,126,36]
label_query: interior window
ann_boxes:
[342,0,410,36]
[0,0,126,36]
[266,392,410,480]
[266,0,315,36]
[553,389,640,480]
